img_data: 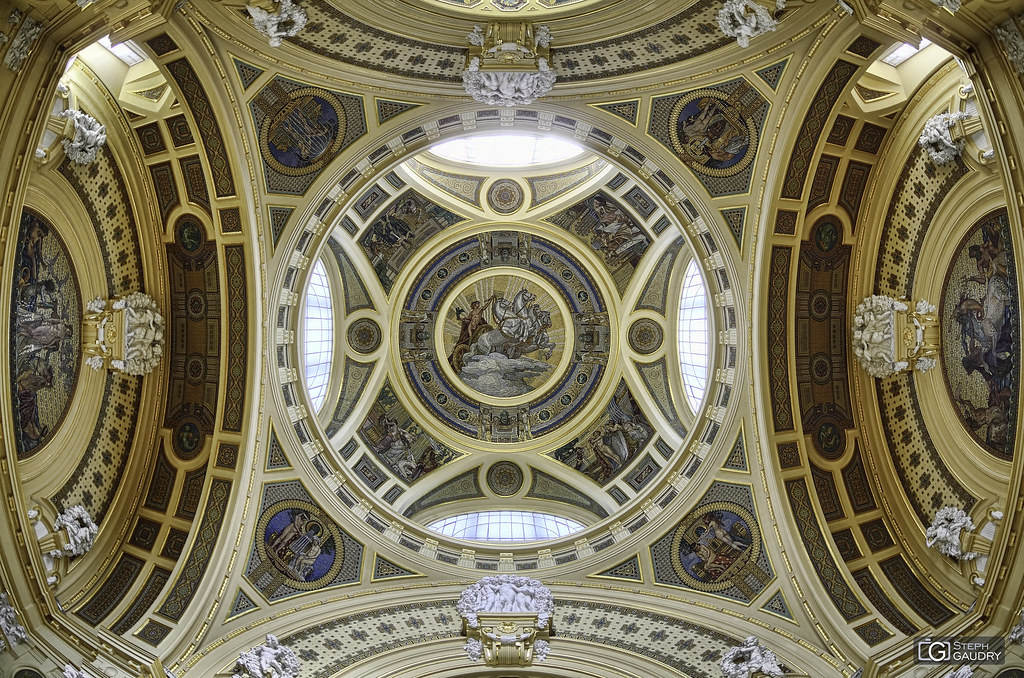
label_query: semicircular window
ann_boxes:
[678,258,709,413]
[430,133,584,167]
[427,511,585,542]
[303,259,334,412]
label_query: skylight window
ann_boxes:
[880,38,931,67]
[427,511,585,542]
[678,258,709,413]
[430,134,584,167]
[303,259,334,412]
[98,36,147,66]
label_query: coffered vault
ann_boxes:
[1,1,1024,677]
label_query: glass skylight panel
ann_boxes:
[98,36,147,66]
[430,134,584,167]
[427,511,585,542]
[303,259,334,412]
[880,38,931,67]
[678,258,709,413]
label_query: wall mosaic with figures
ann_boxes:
[941,208,1018,460]
[9,210,80,458]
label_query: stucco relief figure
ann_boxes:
[717,0,785,49]
[919,111,970,165]
[50,505,98,558]
[63,666,88,678]
[719,636,785,678]
[851,295,905,378]
[0,592,28,648]
[926,506,978,560]
[236,634,300,678]
[58,109,106,165]
[457,575,555,630]
[462,56,557,107]
[246,0,308,47]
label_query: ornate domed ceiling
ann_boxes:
[285,136,720,540]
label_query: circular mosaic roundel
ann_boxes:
[399,232,610,443]
[667,89,758,177]
[669,501,762,593]
[172,417,205,461]
[348,317,382,354]
[486,461,525,496]
[628,318,664,355]
[259,87,346,177]
[255,499,346,591]
[487,179,525,215]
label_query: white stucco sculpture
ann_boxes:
[63,665,88,678]
[50,505,98,558]
[1009,607,1024,644]
[58,109,106,165]
[930,0,960,11]
[85,293,165,376]
[717,0,786,49]
[236,634,300,678]
[3,16,42,72]
[919,111,970,165]
[246,0,308,47]
[996,19,1024,74]
[719,636,785,678]
[926,506,978,561]
[852,296,938,377]
[457,575,555,630]
[462,56,556,107]
[945,668,973,678]
[0,593,28,650]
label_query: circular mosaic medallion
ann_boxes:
[348,317,382,354]
[259,87,346,177]
[809,352,832,385]
[670,501,762,593]
[668,89,758,177]
[397,232,611,444]
[172,418,205,461]
[254,499,347,592]
[440,271,569,400]
[487,179,524,215]
[808,289,831,322]
[813,217,841,252]
[185,352,207,386]
[175,215,205,253]
[813,417,846,460]
[486,461,525,496]
[186,288,207,322]
[628,318,664,355]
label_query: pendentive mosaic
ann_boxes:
[246,481,364,601]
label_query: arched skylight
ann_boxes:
[303,259,334,412]
[427,511,585,542]
[430,134,584,167]
[678,258,709,413]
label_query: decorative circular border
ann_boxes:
[486,461,525,496]
[348,317,382,354]
[628,318,664,355]
[487,179,525,215]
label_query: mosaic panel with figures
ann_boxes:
[650,482,773,603]
[250,76,366,195]
[398,232,610,443]
[246,481,364,601]
[359,190,468,294]
[649,78,769,196]
[940,209,1018,459]
[543,190,651,294]
[10,210,80,458]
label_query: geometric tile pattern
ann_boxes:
[591,99,640,126]
[841,444,876,514]
[767,246,794,431]
[780,60,859,200]
[525,468,609,520]
[755,58,788,91]
[760,589,794,620]
[635,357,687,438]
[636,237,684,315]
[375,98,421,125]
[222,245,248,432]
[75,554,145,625]
[723,432,748,472]
[371,554,420,581]
[879,555,955,627]
[785,478,867,621]
[282,598,744,678]
[232,56,264,90]
[267,426,292,470]
[720,206,746,249]
[110,566,172,635]
[592,554,643,582]
[165,58,236,198]
[526,158,606,209]
[326,238,375,313]
[851,567,919,636]
[228,588,259,619]
[157,478,232,621]
[854,619,893,646]
[269,206,294,249]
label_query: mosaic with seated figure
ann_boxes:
[398,230,611,443]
